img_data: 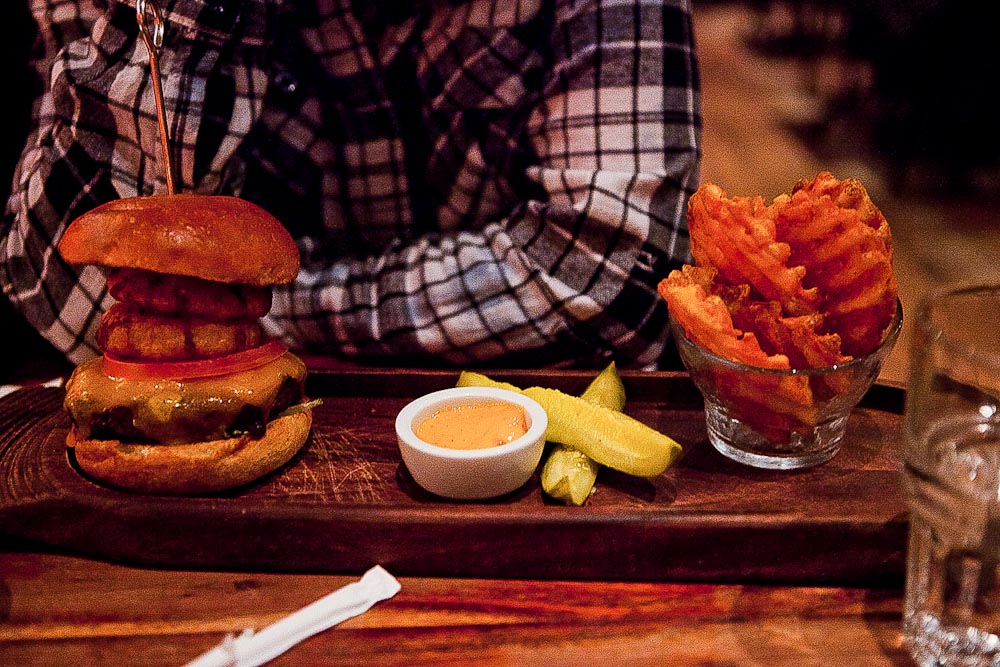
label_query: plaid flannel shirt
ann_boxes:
[1,0,701,368]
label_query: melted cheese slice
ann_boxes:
[64,352,307,444]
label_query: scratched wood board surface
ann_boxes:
[0,369,908,585]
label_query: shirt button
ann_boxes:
[200,0,241,30]
[274,70,299,94]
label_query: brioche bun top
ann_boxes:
[58,194,300,286]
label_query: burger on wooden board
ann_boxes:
[58,194,316,495]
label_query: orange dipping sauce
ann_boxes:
[414,401,529,450]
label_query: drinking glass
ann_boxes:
[902,284,1000,666]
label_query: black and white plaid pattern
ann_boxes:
[1,0,701,368]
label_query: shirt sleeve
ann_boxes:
[271,0,701,369]
[3,0,700,370]
[0,0,271,363]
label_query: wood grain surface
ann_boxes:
[0,550,913,667]
[0,369,908,585]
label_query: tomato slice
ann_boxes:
[102,340,288,381]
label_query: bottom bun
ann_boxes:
[67,410,313,495]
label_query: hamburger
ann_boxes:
[58,194,315,495]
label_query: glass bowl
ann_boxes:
[669,302,903,469]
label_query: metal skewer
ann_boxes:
[136,0,176,194]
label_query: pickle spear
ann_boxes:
[523,386,682,478]
[540,447,600,505]
[455,371,522,393]
[580,361,626,411]
[455,365,682,495]
[540,362,624,505]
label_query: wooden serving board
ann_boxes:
[0,368,908,585]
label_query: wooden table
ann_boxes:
[0,547,912,666]
[0,364,917,666]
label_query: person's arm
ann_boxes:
[0,0,271,363]
[270,0,701,368]
[3,0,700,370]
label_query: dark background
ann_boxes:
[2,1,997,383]
[1,1,69,383]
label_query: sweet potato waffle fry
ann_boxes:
[658,172,898,444]
[660,265,817,440]
[777,173,897,356]
[688,183,820,316]
[661,265,790,370]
